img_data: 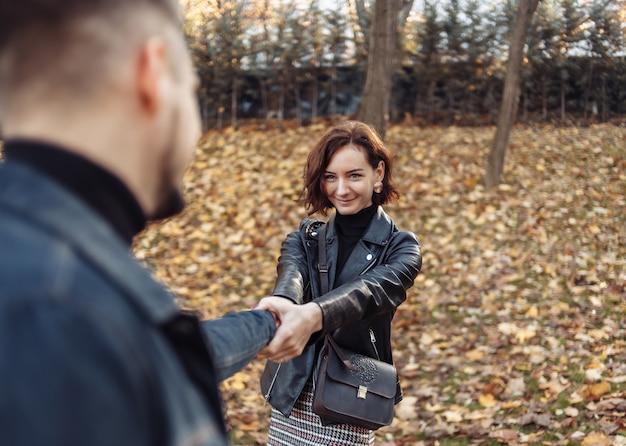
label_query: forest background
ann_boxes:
[134,1,626,445]
[182,0,626,130]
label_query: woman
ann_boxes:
[261,121,422,445]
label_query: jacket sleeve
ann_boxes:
[315,230,421,333]
[200,310,276,382]
[271,220,313,304]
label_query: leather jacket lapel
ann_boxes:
[334,240,378,286]
[326,207,393,288]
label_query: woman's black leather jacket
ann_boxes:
[261,206,422,417]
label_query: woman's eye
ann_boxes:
[324,175,335,180]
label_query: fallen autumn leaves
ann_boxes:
[134,122,625,445]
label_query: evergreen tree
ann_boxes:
[412,0,444,122]
[582,0,625,120]
[525,0,561,120]
[556,0,586,120]
[323,6,350,119]
[461,0,502,122]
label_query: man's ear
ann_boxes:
[136,37,167,114]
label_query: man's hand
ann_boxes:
[256,297,323,363]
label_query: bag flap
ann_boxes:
[325,347,397,399]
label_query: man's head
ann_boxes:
[0,0,201,220]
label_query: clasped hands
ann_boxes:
[255,297,323,364]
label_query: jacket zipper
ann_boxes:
[369,328,381,360]
[312,353,321,392]
[263,363,282,402]
[363,256,381,361]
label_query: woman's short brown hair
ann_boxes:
[301,121,399,216]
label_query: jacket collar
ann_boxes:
[0,162,180,324]
[325,206,394,245]
[324,206,395,288]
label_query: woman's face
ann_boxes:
[322,144,384,215]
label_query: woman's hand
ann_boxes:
[256,297,323,363]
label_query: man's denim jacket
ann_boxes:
[0,162,276,446]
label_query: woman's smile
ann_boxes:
[322,144,384,215]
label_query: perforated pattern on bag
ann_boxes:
[349,355,378,383]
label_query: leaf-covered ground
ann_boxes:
[134,122,626,446]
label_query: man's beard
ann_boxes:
[149,107,187,222]
[150,185,185,221]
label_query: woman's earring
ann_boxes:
[374,181,383,193]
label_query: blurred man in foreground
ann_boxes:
[0,1,321,445]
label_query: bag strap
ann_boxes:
[317,223,356,370]
[325,334,356,371]
[317,223,329,295]
[317,224,355,371]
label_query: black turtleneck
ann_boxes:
[334,204,378,273]
[3,140,146,246]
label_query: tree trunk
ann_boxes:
[427,79,436,122]
[602,77,607,122]
[542,77,548,120]
[294,76,302,127]
[583,60,594,120]
[330,63,337,120]
[560,75,565,121]
[311,72,318,124]
[485,0,540,189]
[278,73,285,130]
[260,78,269,130]
[357,0,401,138]
[522,83,528,122]
[231,75,238,130]
[201,95,209,132]
[217,104,224,131]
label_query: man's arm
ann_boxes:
[200,309,277,381]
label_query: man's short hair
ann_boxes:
[0,0,181,115]
[0,0,180,50]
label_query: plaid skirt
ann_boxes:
[267,379,375,446]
